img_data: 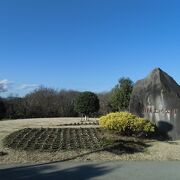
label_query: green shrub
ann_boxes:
[74,91,100,118]
[99,112,155,137]
[109,77,134,111]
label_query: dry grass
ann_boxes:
[1,117,180,165]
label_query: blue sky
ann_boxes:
[1,0,180,96]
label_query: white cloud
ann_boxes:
[0,79,13,92]
[18,84,40,90]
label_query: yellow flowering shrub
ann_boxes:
[99,112,155,137]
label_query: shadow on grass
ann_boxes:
[50,139,150,162]
[0,140,147,180]
[0,139,149,179]
[0,163,114,180]
[0,151,8,156]
[103,140,150,155]
[40,139,150,163]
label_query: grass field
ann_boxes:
[1,118,180,165]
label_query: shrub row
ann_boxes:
[99,112,155,137]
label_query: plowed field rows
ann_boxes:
[3,128,104,152]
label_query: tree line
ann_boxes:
[0,78,134,120]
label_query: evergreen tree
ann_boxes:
[109,77,134,111]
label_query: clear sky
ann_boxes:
[1,0,180,96]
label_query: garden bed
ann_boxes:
[57,121,99,126]
[3,128,105,152]
[3,127,149,156]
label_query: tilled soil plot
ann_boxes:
[3,128,104,152]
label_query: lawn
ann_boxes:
[1,118,180,164]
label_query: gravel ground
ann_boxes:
[0,118,180,165]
